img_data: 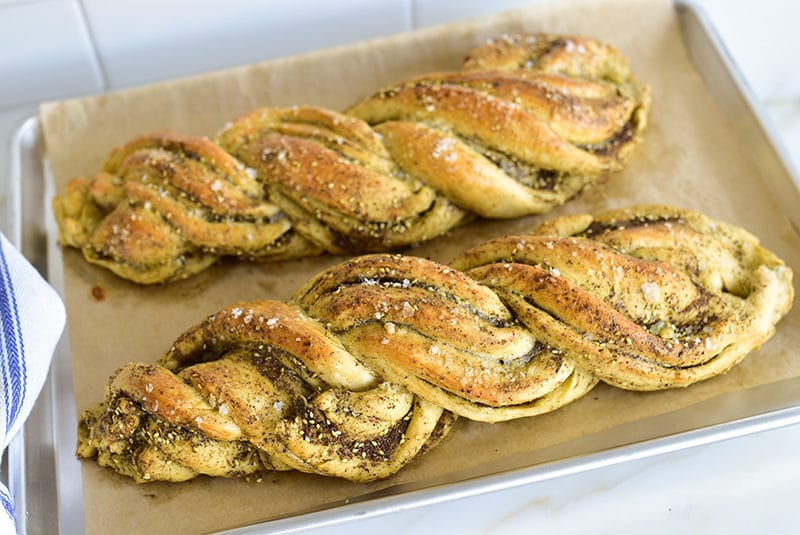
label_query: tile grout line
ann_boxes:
[407,0,417,29]
[73,0,110,91]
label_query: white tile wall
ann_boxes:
[0,0,103,108]
[0,1,796,108]
[81,0,412,88]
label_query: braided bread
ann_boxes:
[77,206,793,483]
[54,34,650,284]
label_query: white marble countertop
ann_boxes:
[321,423,800,534]
[1,1,798,533]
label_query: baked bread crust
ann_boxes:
[77,206,793,483]
[54,34,649,284]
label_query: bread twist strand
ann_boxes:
[54,33,650,284]
[77,206,793,483]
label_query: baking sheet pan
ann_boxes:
[7,0,800,533]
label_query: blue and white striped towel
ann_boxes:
[0,232,65,534]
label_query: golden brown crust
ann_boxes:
[78,205,792,484]
[53,33,649,284]
[453,205,794,389]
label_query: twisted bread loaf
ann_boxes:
[77,206,793,483]
[54,34,649,284]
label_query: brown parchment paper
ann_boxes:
[38,0,800,532]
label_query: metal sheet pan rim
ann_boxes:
[676,0,800,232]
[6,1,800,533]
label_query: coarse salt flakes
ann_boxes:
[640,281,661,303]
[384,322,396,335]
[231,307,243,319]
[266,317,279,327]
[432,138,454,159]
[210,180,222,192]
